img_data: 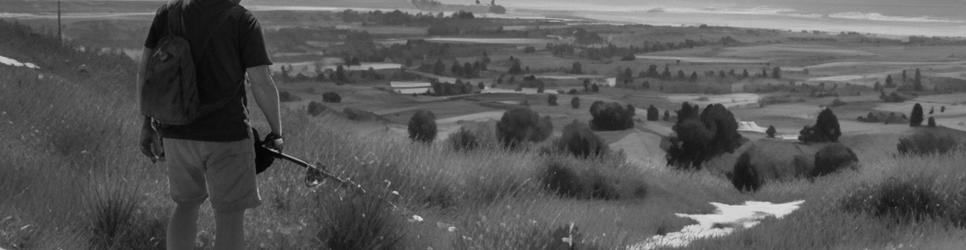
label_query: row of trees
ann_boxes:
[548,36,740,60]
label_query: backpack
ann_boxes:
[140,3,233,125]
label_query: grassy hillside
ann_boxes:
[2,19,966,250]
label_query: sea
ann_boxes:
[456,0,966,37]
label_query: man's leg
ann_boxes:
[167,204,200,250]
[214,209,245,250]
[206,138,260,249]
[163,139,209,250]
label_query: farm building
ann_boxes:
[390,81,432,94]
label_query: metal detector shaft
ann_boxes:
[261,146,402,209]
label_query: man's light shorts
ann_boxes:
[163,137,261,212]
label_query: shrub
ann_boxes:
[571,96,580,109]
[343,107,382,121]
[407,110,437,143]
[279,91,301,102]
[799,108,841,143]
[547,94,558,106]
[322,92,342,103]
[646,105,659,121]
[766,125,776,138]
[448,126,479,151]
[910,103,924,126]
[315,193,404,250]
[556,120,608,158]
[589,101,634,131]
[663,110,670,121]
[840,177,945,224]
[666,103,745,169]
[810,143,858,178]
[496,107,553,148]
[829,98,846,107]
[897,130,960,155]
[307,101,328,116]
[540,157,647,200]
[928,117,937,127]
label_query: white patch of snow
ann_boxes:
[0,55,39,69]
[628,200,804,250]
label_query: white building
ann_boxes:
[390,81,432,95]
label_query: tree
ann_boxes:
[885,74,894,87]
[772,67,781,79]
[645,105,660,121]
[571,96,580,109]
[571,61,582,74]
[433,59,445,75]
[451,61,463,76]
[589,101,635,131]
[663,110,670,121]
[910,103,924,127]
[799,108,841,143]
[666,103,745,169]
[508,59,523,75]
[689,71,698,82]
[591,84,599,92]
[662,65,672,79]
[766,125,776,138]
[927,117,937,127]
[408,110,437,143]
[677,70,686,81]
[548,94,558,106]
[557,120,608,158]
[496,107,553,148]
[646,64,659,78]
[742,69,749,78]
[913,68,923,91]
[623,68,633,84]
[334,65,348,83]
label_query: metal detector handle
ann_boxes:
[263,147,314,169]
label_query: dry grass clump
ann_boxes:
[313,192,405,250]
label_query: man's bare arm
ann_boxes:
[137,47,152,120]
[247,65,282,137]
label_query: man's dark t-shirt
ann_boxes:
[144,0,271,141]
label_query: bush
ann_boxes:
[766,125,776,138]
[279,91,301,102]
[407,109,437,143]
[547,94,558,106]
[589,101,635,131]
[897,129,960,155]
[322,92,342,103]
[570,96,580,109]
[556,120,608,158]
[343,107,383,121]
[910,103,924,126]
[928,117,937,127]
[540,157,647,200]
[829,98,846,107]
[307,101,328,116]
[667,103,745,169]
[448,126,479,151]
[496,107,553,148]
[810,143,858,178]
[799,108,841,143]
[663,110,670,121]
[646,105,659,121]
[840,177,946,224]
[315,193,404,250]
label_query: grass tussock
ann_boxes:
[87,187,166,250]
[897,129,961,156]
[313,192,405,250]
[840,175,966,227]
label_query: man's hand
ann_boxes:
[139,120,165,163]
[263,132,284,153]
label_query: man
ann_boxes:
[137,0,282,249]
